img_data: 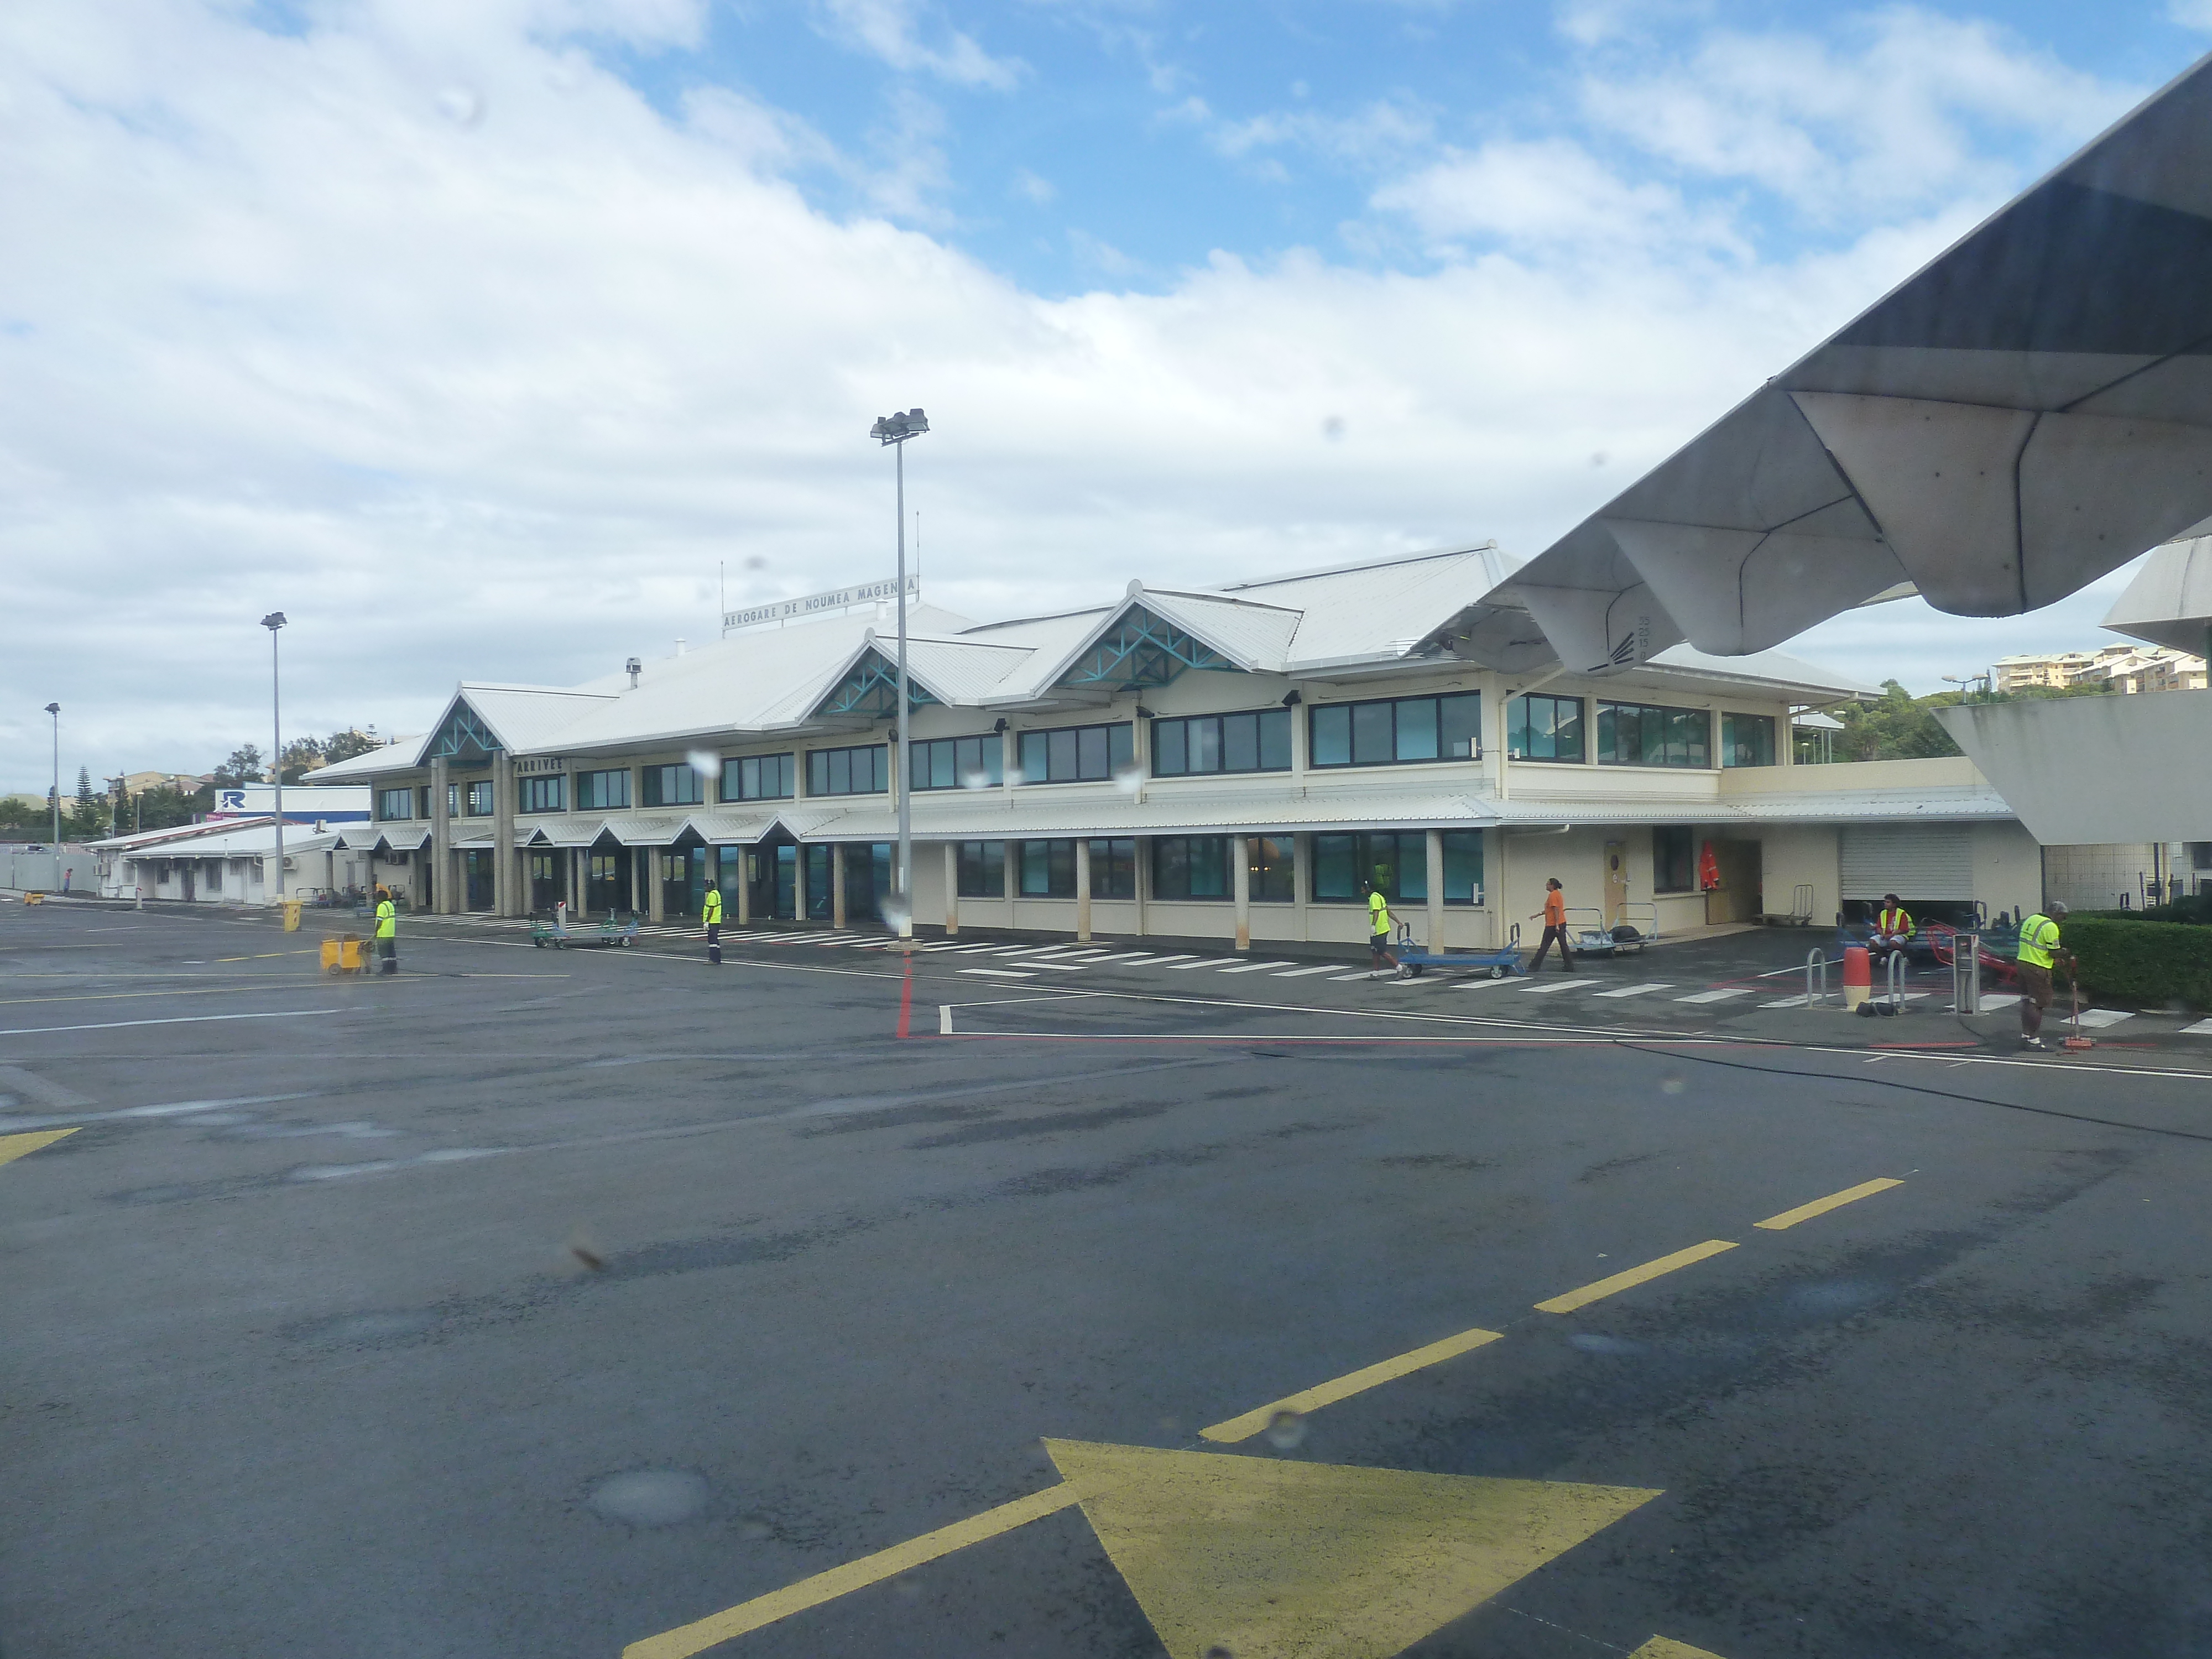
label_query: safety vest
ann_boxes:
[1368,891,1391,935]
[1877,906,1913,937]
[2017,912,2060,969]
[1698,842,1721,890]
[702,888,723,925]
[374,899,397,940]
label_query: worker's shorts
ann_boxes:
[1370,932,1389,953]
[2017,962,2053,1009]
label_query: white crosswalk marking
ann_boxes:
[1676,988,1754,1004]
[1026,962,1091,972]
[1386,975,1451,989]
[1270,964,1343,978]
[1762,994,1813,1009]
[1329,972,1377,982]
[1448,975,1520,990]
[1144,954,1199,967]
[1518,978,1600,995]
[1969,994,2022,1010]
[1593,982,1671,999]
[960,967,1036,978]
[2063,1008,2135,1029]
[1171,958,1243,970]
[2184,1018,2212,1036]
[1074,952,1154,965]
[1215,961,1295,974]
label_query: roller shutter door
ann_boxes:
[1838,824,1974,901]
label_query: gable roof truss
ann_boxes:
[1061,606,1237,690]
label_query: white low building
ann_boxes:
[302,547,2045,945]
[92,817,377,905]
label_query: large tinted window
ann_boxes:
[377,788,413,821]
[1312,831,1483,904]
[641,764,704,806]
[807,745,888,795]
[1150,836,1232,900]
[520,776,565,813]
[575,769,631,810]
[1509,694,1585,761]
[911,735,1004,790]
[1654,826,1695,892]
[1309,693,1480,768]
[1245,836,1295,902]
[1018,839,1078,898]
[1151,709,1292,776]
[1016,722,1133,784]
[465,780,493,816]
[1087,838,1136,900]
[721,754,795,801]
[1720,712,1776,768]
[1597,702,1711,768]
[956,841,1005,898]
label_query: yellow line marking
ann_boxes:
[0,1128,79,1168]
[1201,1324,1504,1443]
[1533,1240,1738,1315]
[212,951,317,962]
[620,1481,1089,1658]
[1631,1636,1731,1658]
[1753,1177,1903,1231]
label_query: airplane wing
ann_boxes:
[1500,49,2212,672]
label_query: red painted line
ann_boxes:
[896,954,914,1040]
[1868,1040,1980,1050]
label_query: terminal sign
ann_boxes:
[724,573,917,632]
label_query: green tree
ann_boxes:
[322,728,379,765]
[132,785,200,832]
[66,768,105,840]
[211,744,265,787]
[1831,677,2117,762]
[279,735,325,786]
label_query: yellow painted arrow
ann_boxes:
[0,1128,77,1168]
[1044,1439,1658,1659]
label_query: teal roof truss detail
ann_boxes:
[821,650,939,718]
[430,701,499,760]
[1063,607,1235,688]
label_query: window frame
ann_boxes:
[1310,831,1485,905]
[640,763,706,807]
[519,775,565,814]
[574,768,632,811]
[1653,825,1697,894]
[1719,711,1777,769]
[720,753,795,803]
[806,743,890,797]
[956,840,1005,898]
[1507,693,1586,763]
[1307,692,1482,769]
[1150,708,1293,778]
[1014,721,1134,785]
[1595,701,1713,770]
[1149,836,1233,901]
[377,787,413,822]
[463,779,494,817]
[910,734,1005,791]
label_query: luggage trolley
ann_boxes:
[1390,920,1527,980]
[1563,902,1658,959]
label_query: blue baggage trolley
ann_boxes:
[1390,920,1527,980]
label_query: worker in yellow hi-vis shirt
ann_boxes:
[1364,876,1397,978]
[702,878,724,967]
[374,886,398,977]
[2015,901,2072,1051]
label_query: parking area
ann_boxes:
[6,898,2212,1658]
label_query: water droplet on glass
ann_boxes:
[1114,764,1149,796]
[1590,450,1609,467]
[588,1469,708,1528]
[1321,416,1345,441]
[1660,1073,1686,1095]
[685,749,723,781]
[1206,1646,1235,1658]
[1264,1410,1307,1451]
[436,86,484,127]
[879,896,911,932]
[744,555,769,571]
[737,1514,773,1541]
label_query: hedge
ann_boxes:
[2062,917,2212,1011]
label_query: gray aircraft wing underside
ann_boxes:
[1492,48,2212,674]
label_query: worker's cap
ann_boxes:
[1882,893,1900,904]
[2048,901,2069,916]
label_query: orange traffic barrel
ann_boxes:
[1841,944,1871,1009]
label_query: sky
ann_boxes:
[4,0,2210,793]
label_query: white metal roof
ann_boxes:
[106,823,343,859]
[2103,533,2212,653]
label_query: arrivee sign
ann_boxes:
[723,573,917,632]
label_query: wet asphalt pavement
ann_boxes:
[4,898,2212,1659]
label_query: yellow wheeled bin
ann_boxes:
[283,899,304,932]
[321,935,366,974]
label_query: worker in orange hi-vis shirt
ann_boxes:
[1527,877,1575,973]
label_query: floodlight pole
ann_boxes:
[871,409,928,939]
[44,702,60,850]
[262,613,288,905]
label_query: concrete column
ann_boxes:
[413,848,429,912]
[491,751,516,917]
[1075,837,1092,942]
[1780,705,1796,768]
[1001,841,1018,922]
[567,846,583,917]
[1426,828,1446,952]
[1133,836,1149,939]
[1288,688,1308,778]
[1231,835,1250,951]
[832,844,848,930]
[648,848,666,924]
[627,846,641,916]
[735,846,752,925]
[943,842,959,936]
[1491,829,1511,951]
[1293,833,1312,942]
[430,757,453,915]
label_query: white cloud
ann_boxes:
[813,0,1025,91]
[1011,166,1056,205]
[1576,8,2130,219]
[2168,0,2212,33]
[1206,95,1437,171]
[0,0,2152,786]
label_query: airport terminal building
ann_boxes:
[305,547,2041,947]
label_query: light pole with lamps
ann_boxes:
[44,702,60,851]
[262,613,287,905]
[868,408,928,938]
